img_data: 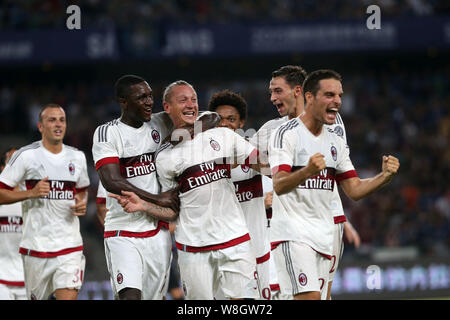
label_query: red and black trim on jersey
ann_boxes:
[24,180,85,200]
[233,173,263,203]
[0,216,23,233]
[175,233,250,252]
[176,158,231,194]
[95,152,157,179]
[19,245,83,258]
[103,220,169,239]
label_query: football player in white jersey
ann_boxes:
[0,104,90,300]
[208,89,272,300]
[110,80,267,300]
[251,65,361,299]
[0,148,26,300]
[269,69,400,300]
[92,75,178,300]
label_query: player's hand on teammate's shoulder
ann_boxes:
[381,155,400,180]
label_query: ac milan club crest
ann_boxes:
[330,146,337,161]
[151,129,160,143]
[241,164,250,173]
[68,162,75,175]
[298,273,307,286]
[117,272,123,284]
[210,139,220,151]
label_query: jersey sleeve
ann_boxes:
[155,151,178,192]
[151,111,174,142]
[76,151,90,190]
[230,130,258,166]
[92,124,120,170]
[335,140,357,182]
[96,181,106,204]
[268,126,296,175]
[0,151,27,189]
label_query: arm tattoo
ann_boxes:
[142,201,179,221]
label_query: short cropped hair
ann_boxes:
[208,89,248,122]
[38,103,63,122]
[163,80,194,103]
[272,65,308,88]
[302,69,342,96]
[115,75,147,99]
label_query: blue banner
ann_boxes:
[1,16,449,65]
[0,28,119,64]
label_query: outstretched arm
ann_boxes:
[339,155,400,201]
[98,163,180,212]
[109,191,179,222]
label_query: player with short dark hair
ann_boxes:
[209,89,272,300]
[111,81,264,300]
[92,75,176,300]
[252,65,361,299]
[269,69,399,300]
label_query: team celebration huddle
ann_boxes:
[0,65,399,300]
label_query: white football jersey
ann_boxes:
[252,113,348,224]
[0,141,90,254]
[0,201,24,284]
[156,127,256,248]
[268,118,356,256]
[92,112,173,233]
[231,165,270,260]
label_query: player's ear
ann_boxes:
[118,97,127,109]
[294,85,303,98]
[163,101,170,113]
[304,91,314,104]
[37,121,43,133]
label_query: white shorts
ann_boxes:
[268,249,292,300]
[0,283,27,300]
[104,228,172,300]
[272,241,329,299]
[329,223,344,282]
[178,240,258,300]
[255,253,271,300]
[22,250,85,300]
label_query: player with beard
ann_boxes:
[252,65,361,299]
[268,69,399,299]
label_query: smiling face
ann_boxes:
[163,84,199,128]
[38,106,67,145]
[306,78,343,125]
[215,105,244,131]
[269,76,300,118]
[121,81,154,126]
